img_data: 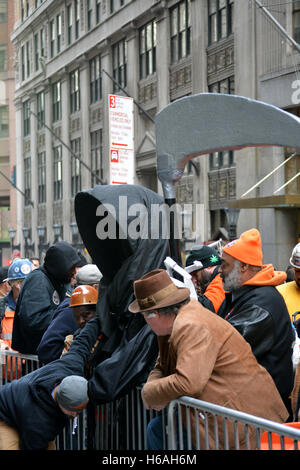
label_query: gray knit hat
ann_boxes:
[56,375,88,412]
[76,264,102,285]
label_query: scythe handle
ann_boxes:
[165,198,182,267]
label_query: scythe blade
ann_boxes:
[155,93,300,199]
[155,93,300,263]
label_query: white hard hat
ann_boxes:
[290,243,300,269]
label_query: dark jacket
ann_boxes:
[218,265,294,405]
[0,317,100,450]
[36,298,78,364]
[12,242,81,354]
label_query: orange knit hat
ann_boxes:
[222,228,263,266]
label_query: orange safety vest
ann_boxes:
[1,310,21,381]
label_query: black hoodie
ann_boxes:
[12,241,81,354]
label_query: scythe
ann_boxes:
[155,93,300,265]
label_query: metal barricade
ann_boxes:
[1,349,300,451]
[0,349,40,385]
[167,396,300,450]
[94,386,167,450]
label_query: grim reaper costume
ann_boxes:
[74,185,170,406]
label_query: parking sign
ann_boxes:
[108,94,134,184]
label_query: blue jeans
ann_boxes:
[147,414,194,450]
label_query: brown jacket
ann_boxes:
[143,299,289,449]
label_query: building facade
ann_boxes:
[9,0,300,268]
[0,0,17,265]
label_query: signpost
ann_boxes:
[108,94,134,185]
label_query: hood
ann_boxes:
[243,264,287,287]
[74,184,170,285]
[44,241,81,283]
[74,184,170,351]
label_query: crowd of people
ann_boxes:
[0,228,299,450]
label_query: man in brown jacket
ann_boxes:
[129,269,289,450]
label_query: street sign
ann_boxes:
[108,94,134,185]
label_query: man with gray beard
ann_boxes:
[218,228,295,415]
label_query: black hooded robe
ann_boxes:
[74,185,170,393]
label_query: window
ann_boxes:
[208,76,234,94]
[75,0,80,39]
[26,40,30,77]
[21,45,25,81]
[71,138,81,197]
[70,69,80,113]
[37,91,45,129]
[40,28,45,58]
[208,76,235,170]
[90,55,102,103]
[90,129,103,186]
[50,20,55,58]
[139,20,157,79]
[170,0,191,64]
[21,0,29,22]
[96,0,101,24]
[112,39,127,91]
[23,100,30,136]
[24,157,31,206]
[34,33,39,71]
[0,1,7,23]
[110,0,115,13]
[53,145,63,201]
[52,81,61,122]
[293,1,300,44]
[67,4,73,44]
[209,150,234,169]
[0,44,8,72]
[0,106,9,137]
[87,0,92,30]
[57,14,62,53]
[38,151,46,203]
[208,0,234,45]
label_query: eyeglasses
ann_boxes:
[9,279,25,288]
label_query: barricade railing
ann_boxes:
[167,396,300,450]
[93,386,167,450]
[0,349,40,384]
[1,350,300,451]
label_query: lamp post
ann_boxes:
[22,227,35,258]
[70,221,84,251]
[37,225,50,261]
[8,228,21,257]
[53,224,62,243]
[180,209,195,253]
[224,208,240,241]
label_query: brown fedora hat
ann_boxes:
[128,269,190,314]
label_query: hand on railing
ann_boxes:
[0,340,12,352]
[141,387,168,411]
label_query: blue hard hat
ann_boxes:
[5,258,33,281]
